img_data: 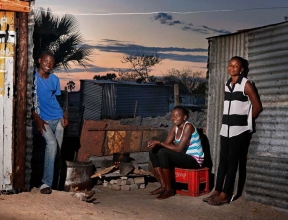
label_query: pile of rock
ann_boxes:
[103,176,146,191]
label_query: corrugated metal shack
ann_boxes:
[206,21,288,210]
[80,80,171,120]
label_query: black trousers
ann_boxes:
[215,131,251,196]
[149,147,200,169]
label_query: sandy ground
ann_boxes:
[0,182,287,220]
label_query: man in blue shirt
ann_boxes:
[32,51,68,194]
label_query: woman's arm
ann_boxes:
[148,123,195,152]
[245,81,263,119]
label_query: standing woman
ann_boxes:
[148,106,204,200]
[204,56,262,205]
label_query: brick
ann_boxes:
[121,185,131,191]
[130,184,139,191]
[134,177,145,184]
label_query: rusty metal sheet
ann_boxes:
[105,131,115,155]
[128,131,142,152]
[141,130,168,152]
[78,120,107,161]
[113,131,126,153]
[106,130,127,155]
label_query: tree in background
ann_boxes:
[33,8,92,71]
[67,81,75,92]
[161,67,207,97]
[115,52,162,82]
[93,73,117,80]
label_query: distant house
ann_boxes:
[206,21,288,209]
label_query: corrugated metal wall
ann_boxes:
[207,22,288,210]
[206,32,248,175]
[246,22,288,209]
[115,84,169,118]
[102,83,117,119]
[80,80,170,120]
[80,80,103,121]
[25,3,35,189]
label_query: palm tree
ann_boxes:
[67,81,75,92]
[33,8,92,71]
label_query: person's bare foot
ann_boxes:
[149,187,165,195]
[208,192,230,206]
[208,198,229,206]
[156,189,175,200]
[202,191,220,202]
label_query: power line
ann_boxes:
[31,6,288,16]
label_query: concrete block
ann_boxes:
[111,184,121,191]
[127,178,134,185]
[139,184,146,189]
[89,155,113,169]
[134,177,145,184]
[121,185,131,191]
[129,152,150,164]
[110,179,117,184]
[117,179,127,186]
[130,184,139,191]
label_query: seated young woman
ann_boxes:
[148,105,204,199]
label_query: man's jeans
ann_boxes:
[42,119,64,187]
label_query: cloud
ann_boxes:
[56,65,115,74]
[182,26,209,34]
[86,40,208,63]
[159,53,207,63]
[152,12,231,35]
[89,40,207,53]
[201,25,231,34]
[152,13,183,26]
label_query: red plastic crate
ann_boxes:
[175,167,209,197]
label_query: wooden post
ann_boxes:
[14,12,28,189]
[133,100,138,124]
[174,84,179,107]
[64,86,69,136]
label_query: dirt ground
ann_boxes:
[0,182,287,220]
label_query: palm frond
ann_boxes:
[33,8,92,71]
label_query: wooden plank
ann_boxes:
[0,0,30,13]
[0,11,15,190]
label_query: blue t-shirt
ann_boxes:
[33,70,63,120]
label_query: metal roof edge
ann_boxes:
[206,21,288,40]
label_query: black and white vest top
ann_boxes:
[220,75,253,138]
